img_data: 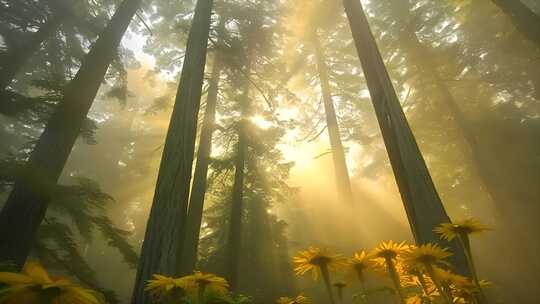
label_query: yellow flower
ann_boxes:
[293,294,311,304]
[293,247,348,280]
[444,270,492,297]
[277,297,294,304]
[349,251,373,274]
[181,271,229,294]
[0,262,101,304]
[434,266,490,301]
[145,271,229,299]
[435,218,490,299]
[371,241,409,260]
[434,218,490,241]
[145,274,189,297]
[369,241,411,303]
[276,294,311,304]
[394,262,420,288]
[403,244,452,268]
[406,295,423,304]
[434,267,468,286]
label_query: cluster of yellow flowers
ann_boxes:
[276,294,311,304]
[144,271,229,303]
[0,218,490,304]
[0,264,229,304]
[292,218,491,304]
[0,262,102,304]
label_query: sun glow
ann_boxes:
[250,114,273,129]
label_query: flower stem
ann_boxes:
[356,270,371,304]
[197,284,207,304]
[425,264,453,304]
[320,264,336,304]
[416,273,432,304]
[458,233,488,304]
[385,258,406,304]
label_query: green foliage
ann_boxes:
[0,169,136,303]
[105,51,137,106]
[47,177,138,267]
[204,292,252,304]
[1,0,540,302]
[92,216,138,268]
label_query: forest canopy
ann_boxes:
[0,0,539,303]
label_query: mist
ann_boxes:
[1,0,539,303]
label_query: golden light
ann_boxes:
[250,114,273,129]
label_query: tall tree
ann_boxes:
[392,0,540,258]
[340,0,470,274]
[223,6,274,289]
[195,85,295,301]
[310,29,354,204]
[225,53,251,293]
[0,0,109,95]
[131,0,214,302]
[388,0,507,223]
[0,0,141,269]
[196,2,285,294]
[386,2,539,301]
[179,17,226,275]
[285,0,355,204]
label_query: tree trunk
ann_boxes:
[0,17,63,91]
[340,0,470,275]
[225,98,249,294]
[491,0,540,49]
[0,0,141,269]
[402,5,535,212]
[179,43,223,275]
[225,56,252,293]
[310,30,354,204]
[131,0,213,302]
[247,163,281,298]
[394,7,501,207]
[392,2,539,301]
